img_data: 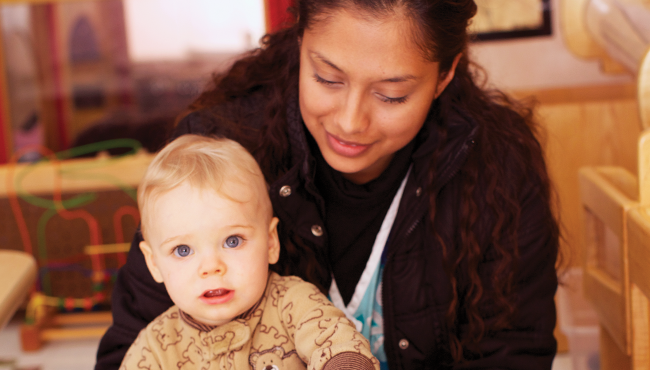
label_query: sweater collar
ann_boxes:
[178,273,271,333]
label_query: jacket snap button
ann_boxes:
[311,225,323,237]
[399,339,409,349]
[279,185,292,197]
[415,187,422,197]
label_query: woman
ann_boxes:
[96,0,559,369]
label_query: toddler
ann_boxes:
[119,134,378,370]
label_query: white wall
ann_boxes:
[469,0,634,91]
[121,0,634,89]
[123,0,266,62]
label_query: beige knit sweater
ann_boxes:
[119,272,379,370]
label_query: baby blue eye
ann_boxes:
[224,236,243,249]
[173,245,193,257]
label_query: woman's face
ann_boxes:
[299,9,457,184]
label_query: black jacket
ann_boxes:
[96,93,558,370]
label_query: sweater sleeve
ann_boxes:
[95,229,174,370]
[278,278,380,370]
[119,329,162,370]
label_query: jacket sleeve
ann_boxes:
[95,229,174,370]
[170,91,267,141]
[454,175,558,370]
[279,279,380,370]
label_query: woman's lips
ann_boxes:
[200,289,234,304]
[326,133,371,157]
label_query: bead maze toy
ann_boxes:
[0,139,153,351]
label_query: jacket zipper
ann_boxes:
[389,135,476,258]
[405,219,420,238]
[382,135,476,369]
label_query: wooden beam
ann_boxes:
[0,15,12,164]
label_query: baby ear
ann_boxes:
[267,217,280,265]
[140,241,164,283]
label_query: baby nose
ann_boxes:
[199,255,225,276]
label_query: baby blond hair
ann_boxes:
[138,134,270,240]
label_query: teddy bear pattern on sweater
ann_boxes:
[119,273,379,370]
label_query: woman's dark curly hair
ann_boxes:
[186,0,560,364]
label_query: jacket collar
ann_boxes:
[411,100,479,192]
[286,87,314,180]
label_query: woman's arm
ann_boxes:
[455,173,558,370]
[95,229,173,370]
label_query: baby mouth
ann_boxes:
[203,289,231,298]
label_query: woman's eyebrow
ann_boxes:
[380,75,417,83]
[310,51,343,72]
[309,51,416,83]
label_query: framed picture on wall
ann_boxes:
[470,0,552,41]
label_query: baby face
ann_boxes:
[140,181,280,326]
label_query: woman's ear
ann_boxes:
[267,217,281,265]
[140,241,164,283]
[435,52,463,98]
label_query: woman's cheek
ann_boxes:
[302,87,336,121]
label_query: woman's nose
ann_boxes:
[336,88,369,134]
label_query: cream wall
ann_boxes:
[470,3,646,356]
[469,0,634,91]
[465,0,644,270]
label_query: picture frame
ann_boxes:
[470,0,552,42]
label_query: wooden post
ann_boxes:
[638,47,650,131]
[0,14,13,164]
[627,207,650,370]
[639,130,650,206]
[30,3,70,152]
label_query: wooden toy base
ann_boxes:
[20,309,111,352]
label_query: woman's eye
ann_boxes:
[223,236,243,249]
[378,94,408,104]
[173,245,193,257]
[313,74,338,86]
